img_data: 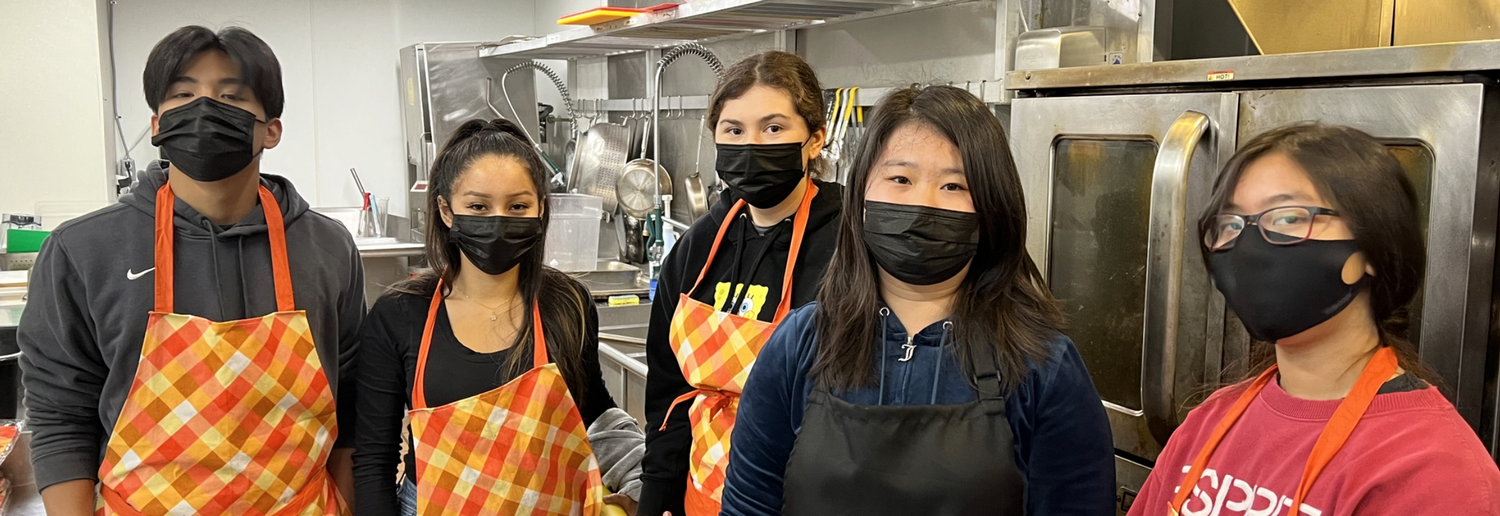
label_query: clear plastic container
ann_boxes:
[544,194,603,272]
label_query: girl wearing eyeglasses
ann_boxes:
[1128,123,1500,516]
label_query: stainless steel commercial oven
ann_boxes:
[1007,41,1500,512]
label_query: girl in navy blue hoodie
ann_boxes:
[721,85,1116,516]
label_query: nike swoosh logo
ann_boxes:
[126,268,155,281]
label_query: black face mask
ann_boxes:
[716,141,807,208]
[1209,234,1370,342]
[450,214,544,275]
[152,97,266,182]
[863,201,980,286]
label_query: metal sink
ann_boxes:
[596,302,652,426]
[598,302,651,343]
[572,260,650,298]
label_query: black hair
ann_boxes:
[395,118,593,399]
[1197,122,1431,381]
[143,26,285,119]
[812,85,1066,393]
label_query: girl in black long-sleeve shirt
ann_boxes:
[352,118,622,515]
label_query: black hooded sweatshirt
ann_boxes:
[638,180,842,516]
[19,162,365,491]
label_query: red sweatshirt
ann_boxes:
[1129,377,1500,516]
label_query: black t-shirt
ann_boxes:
[351,285,615,516]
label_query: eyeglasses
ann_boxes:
[1204,206,1341,251]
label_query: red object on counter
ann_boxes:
[644,3,680,12]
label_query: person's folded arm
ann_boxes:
[329,243,365,506]
[1022,337,1117,516]
[638,241,696,516]
[19,237,108,515]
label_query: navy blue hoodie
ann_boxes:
[19,162,365,491]
[721,302,1117,515]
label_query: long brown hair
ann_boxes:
[812,85,1066,393]
[393,118,593,398]
[706,50,828,178]
[1198,122,1433,385]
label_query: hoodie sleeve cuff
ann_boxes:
[33,450,100,492]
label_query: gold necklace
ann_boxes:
[457,288,516,322]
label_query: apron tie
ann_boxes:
[661,388,738,432]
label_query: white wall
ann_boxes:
[0,0,116,220]
[109,0,537,217]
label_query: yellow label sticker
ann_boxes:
[406,77,416,106]
[1208,70,1235,81]
[607,295,640,307]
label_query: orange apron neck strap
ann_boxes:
[257,185,296,312]
[686,199,748,296]
[1289,345,1397,510]
[154,183,295,313]
[412,281,549,409]
[531,298,548,368]
[411,282,446,410]
[773,181,818,321]
[154,186,177,313]
[1168,346,1400,515]
[683,179,820,321]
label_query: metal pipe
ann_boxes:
[663,217,691,232]
[651,43,726,211]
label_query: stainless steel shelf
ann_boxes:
[1004,40,1500,91]
[481,0,975,60]
[574,81,1004,113]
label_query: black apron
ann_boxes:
[782,338,1025,516]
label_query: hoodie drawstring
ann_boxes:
[877,307,890,406]
[718,214,751,313]
[932,321,952,404]
[238,236,250,319]
[720,214,787,317]
[205,221,228,318]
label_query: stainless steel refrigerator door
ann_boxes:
[1234,84,1500,447]
[1012,92,1237,462]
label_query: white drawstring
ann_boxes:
[877,307,891,406]
[931,321,952,404]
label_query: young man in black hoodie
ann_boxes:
[20,26,362,514]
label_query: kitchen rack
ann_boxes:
[480,0,978,60]
[570,80,1004,112]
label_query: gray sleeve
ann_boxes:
[333,243,365,449]
[18,236,108,490]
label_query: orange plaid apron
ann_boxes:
[407,283,606,515]
[663,181,818,516]
[97,184,344,516]
[1167,346,1399,515]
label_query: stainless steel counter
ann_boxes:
[597,303,652,426]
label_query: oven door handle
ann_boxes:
[1142,110,1211,445]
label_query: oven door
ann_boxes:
[1011,93,1237,478]
[1234,83,1500,456]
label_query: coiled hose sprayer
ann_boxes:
[645,43,727,282]
[501,61,577,190]
[651,43,725,209]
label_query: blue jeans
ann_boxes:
[398,477,418,516]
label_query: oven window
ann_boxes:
[1385,143,1434,348]
[1049,138,1158,411]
